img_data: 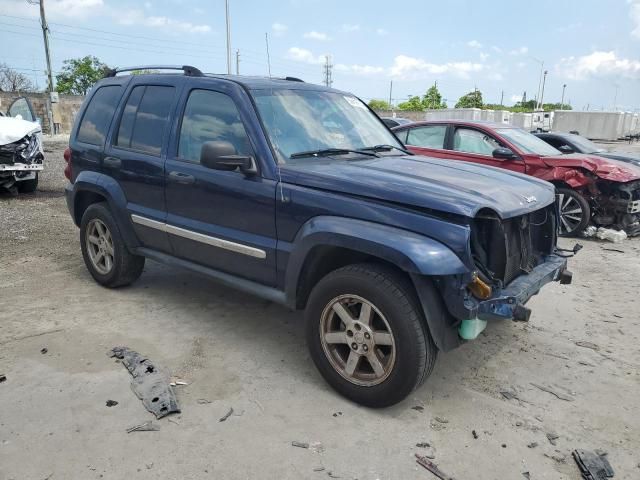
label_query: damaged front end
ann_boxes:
[0,125,44,193]
[437,203,573,342]
[589,180,640,236]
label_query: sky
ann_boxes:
[1,0,639,111]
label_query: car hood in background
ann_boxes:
[280,154,555,219]
[0,117,41,145]
[541,153,640,183]
[596,152,640,168]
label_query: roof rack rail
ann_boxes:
[284,76,304,82]
[103,65,203,78]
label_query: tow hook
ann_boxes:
[513,305,531,322]
[560,270,573,285]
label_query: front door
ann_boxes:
[164,83,277,286]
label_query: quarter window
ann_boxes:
[453,128,501,155]
[178,89,252,163]
[406,125,447,149]
[116,85,176,156]
[77,86,122,146]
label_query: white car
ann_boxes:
[0,97,44,194]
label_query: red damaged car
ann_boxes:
[392,120,640,236]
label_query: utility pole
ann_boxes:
[613,85,619,111]
[539,70,548,110]
[323,55,333,87]
[235,49,240,75]
[560,84,567,109]
[35,0,54,135]
[265,32,271,78]
[225,0,231,74]
[532,57,544,109]
[388,80,393,111]
[500,90,504,107]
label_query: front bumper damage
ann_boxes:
[0,131,43,192]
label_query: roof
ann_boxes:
[205,74,344,92]
[394,119,518,130]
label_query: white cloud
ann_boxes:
[272,23,288,36]
[491,46,503,53]
[303,30,331,41]
[376,28,389,36]
[558,50,640,80]
[342,24,360,32]
[286,47,326,64]
[509,46,529,55]
[390,55,484,79]
[510,94,524,103]
[630,0,640,38]
[479,52,490,61]
[117,9,211,32]
[467,40,482,48]
[334,63,385,75]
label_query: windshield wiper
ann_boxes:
[290,148,379,159]
[361,144,413,155]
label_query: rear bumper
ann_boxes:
[65,184,76,225]
[474,254,569,322]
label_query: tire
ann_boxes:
[556,188,590,237]
[305,263,437,408]
[80,202,145,288]
[17,173,38,193]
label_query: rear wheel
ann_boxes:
[80,202,145,287]
[305,263,437,407]
[556,188,590,237]
[17,173,38,193]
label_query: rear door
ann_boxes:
[164,80,277,286]
[103,79,181,252]
[446,126,526,174]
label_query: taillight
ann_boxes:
[63,147,72,181]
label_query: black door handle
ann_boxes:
[168,171,195,184]
[103,156,121,168]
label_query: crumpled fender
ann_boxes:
[542,154,640,185]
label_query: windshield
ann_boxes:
[252,89,403,162]
[566,134,606,154]
[497,128,561,156]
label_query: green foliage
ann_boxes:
[398,96,424,111]
[56,56,110,95]
[422,85,447,109]
[455,90,483,108]
[367,99,391,110]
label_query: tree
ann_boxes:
[368,99,391,110]
[0,63,35,92]
[455,90,483,108]
[422,84,447,109]
[398,96,424,111]
[56,56,110,95]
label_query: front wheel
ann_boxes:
[305,263,437,408]
[556,188,591,237]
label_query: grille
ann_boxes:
[471,205,555,285]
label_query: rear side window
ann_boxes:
[77,86,122,145]
[178,89,252,163]
[407,125,447,149]
[116,85,175,156]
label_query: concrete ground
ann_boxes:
[1,139,639,479]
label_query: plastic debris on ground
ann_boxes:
[127,421,160,433]
[415,454,454,480]
[581,225,597,238]
[595,227,627,243]
[572,449,614,479]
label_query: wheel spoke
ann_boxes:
[373,332,393,346]
[94,221,105,237]
[560,215,572,233]
[104,254,113,271]
[344,351,360,376]
[88,235,100,246]
[366,352,385,378]
[324,332,347,344]
[562,196,573,210]
[564,214,582,221]
[359,302,373,325]
[563,208,582,215]
[332,302,354,326]
[94,252,104,264]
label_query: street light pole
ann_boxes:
[225,0,231,74]
[539,70,548,110]
[561,84,567,109]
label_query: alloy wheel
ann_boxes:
[86,219,115,275]
[557,192,584,235]
[319,294,396,386]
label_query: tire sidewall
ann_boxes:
[305,267,427,407]
[80,203,125,286]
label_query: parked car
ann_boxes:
[535,132,640,168]
[393,120,640,236]
[0,97,43,194]
[381,117,412,128]
[64,66,572,407]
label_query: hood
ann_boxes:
[541,153,640,183]
[0,116,41,145]
[279,155,555,219]
[597,152,640,168]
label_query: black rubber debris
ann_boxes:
[572,449,614,480]
[0,374,6,383]
[108,347,180,419]
[40,348,48,354]
[106,400,118,407]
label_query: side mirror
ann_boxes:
[200,141,256,174]
[558,145,573,154]
[492,147,517,160]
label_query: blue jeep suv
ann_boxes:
[64,66,572,407]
